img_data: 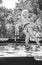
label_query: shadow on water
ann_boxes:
[0,57,35,64]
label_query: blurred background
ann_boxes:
[0,0,42,46]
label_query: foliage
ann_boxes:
[0,0,42,39]
[0,0,2,4]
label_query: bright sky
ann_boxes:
[0,0,20,9]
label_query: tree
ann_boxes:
[38,0,42,10]
[0,0,2,4]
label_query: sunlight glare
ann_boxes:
[1,0,19,9]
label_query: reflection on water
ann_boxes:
[0,43,34,57]
[0,43,42,61]
[34,56,42,61]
